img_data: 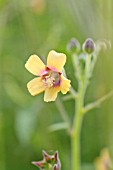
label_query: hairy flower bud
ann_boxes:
[53,164,60,170]
[67,38,81,53]
[32,150,61,170]
[83,38,96,54]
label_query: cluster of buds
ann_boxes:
[32,151,61,170]
[67,38,97,80]
[67,38,96,54]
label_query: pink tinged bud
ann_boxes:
[32,161,43,168]
[53,164,61,170]
[54,164,58,170]
[54,151,58,162]
[55,152,60,162]
[32,151,61,170]
[42,150,51,161]
[53,152,61,170]
[54,151,58,161]
[42,150,49,158]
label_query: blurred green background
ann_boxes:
[0,0,113,170]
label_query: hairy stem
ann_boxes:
[83,90,113,114]
[56,98,70,127]
[71,83,84,170]
[71,54,92,170]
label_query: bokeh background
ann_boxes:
[0,0,113,170]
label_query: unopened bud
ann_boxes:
[96,39,111,53]
[32,161,44,168]
[83,38,96,54]
[67,38,81,53]
[54,151,58,161]
[42,150,51,161]
[53,164,60,170]
[32,151,61,170]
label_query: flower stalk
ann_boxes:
[70,39,95,170]
[71,73,89,170]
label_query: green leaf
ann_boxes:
[48,122,69,132]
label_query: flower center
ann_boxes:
[42,71,60,88]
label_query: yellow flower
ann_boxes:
[25,50,71,102]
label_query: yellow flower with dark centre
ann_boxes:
[25,50,71,102]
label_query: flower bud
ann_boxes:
[32,150,61,170]
[42,150,51,162]
[53,164,60,170]
[54,151,58,161]
[83,38,96,54]
[96,39,111,53]
[67,38,81,53]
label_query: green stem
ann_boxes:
[83,90,113,114]
[62,94,74,101]
[71,54,92,170]
[71,83,84,170]
[71,115,83,170]
[55,98,70,127]
[84,54,92,92]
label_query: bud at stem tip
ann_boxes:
[83,38,96,54]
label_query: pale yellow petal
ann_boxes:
[47,50,66,72]
[25,55,45,76]
[44,86,60,102]
[27,77,45,96]
[60,75,71,94]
